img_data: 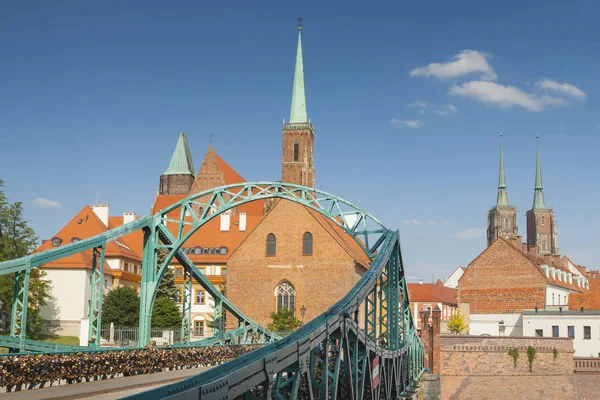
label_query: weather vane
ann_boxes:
[297,15,303,31]
[209,133,216,144]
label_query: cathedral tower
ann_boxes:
[526,136,558,255]
[487,133,518,246]
[159,132,195,195]
[281,21,315,187]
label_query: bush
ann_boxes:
[508,348,519,368]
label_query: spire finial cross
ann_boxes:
[209,133,216,144]
[297,15,303,31]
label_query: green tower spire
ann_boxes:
[289,21,308,123]
[532,135,546,209]
[164,132,195,176]
[496,133,509,207]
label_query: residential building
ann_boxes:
[443,267,465,289]
[408,280,458,333]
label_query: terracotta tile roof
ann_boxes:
[214,153,245,186]
[306,208,371,268]
[408,282,458,305]
[569,287,600,310]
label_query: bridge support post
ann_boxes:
[88,245,106,348]
[180,266,192,344]
[388,241,400,350]
[214,297,224,337]
[139,224,158,347]
[10,260,30,353]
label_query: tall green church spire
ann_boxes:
[532,135,546,209]
[496,133,509,206]
[289,21,308,123]
[164,132,195,176]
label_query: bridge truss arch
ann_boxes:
[0,182,424,398]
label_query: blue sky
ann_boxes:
[1,1,599,283]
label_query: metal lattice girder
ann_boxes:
[181,266,193,344]
[10,261,30,352]
[88,245,106,347]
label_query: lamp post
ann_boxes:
[300,305,306,326]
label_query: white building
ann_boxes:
[523,309,600,358]
[443,267,465,289]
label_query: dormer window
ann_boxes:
[51,237,62,247]
[71,237,81,244]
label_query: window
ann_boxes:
[178,288,184,303]
[266,233,276,256]
[558,294,561,305]
[535,329,543,337]
[552,326,559,337]
[71,237,81,243]
[194,320,204,336]
[303,232,313,255]
[293,139,299,162]
[275,281,296,313]
[504,218,509,230]
[568,326,575,338]
[195,289,205,305]
[584,326,591,340]
[174,268,183,278]
[541,216,546,226]
[552,293,555,305]
[51,237,62,247]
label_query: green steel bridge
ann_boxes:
[0,182,424,399]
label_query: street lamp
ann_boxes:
[300,305,306,326]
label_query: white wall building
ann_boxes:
[523,309,600,358]
[443,267,465,289]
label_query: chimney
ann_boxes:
[92,204,109,227]
[419,279,423,286]
[239,212,246,232]
[220,212,230,232]
[123,212,136,224]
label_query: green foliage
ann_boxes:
[0,180,50,338]
[101,286,140,327]
[553,348,558,360]
[151,297,181,328]
[267,308,300,332]
[446,310,468,334]
[527,346,536,372]
[508,348,519,368]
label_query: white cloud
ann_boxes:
[449,81,566,111]
[33,198,61,209]
[410,50,497,81]
[536,79,586,100]
[391,119,424,128]
[403,220,436,225]
[435,104,458,116]
[408,101,427,115]
[456,228,486,239]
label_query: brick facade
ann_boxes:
[226,200,364,328]
[526,208,558,256]
[458,239,547,313]
[159,174,194,195]
[281,125,315,187]
[486,204,518,246]
[440,335,576,400]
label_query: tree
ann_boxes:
[152,297,181,328]
[268,308,300,332]
[0,180,50,338]
[446,310,468,334]
[101,286,140,327]
[155,249,179,302]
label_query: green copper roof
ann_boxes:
[532,136,546,209]
[163,132,195,176]
[289,26,308,123]
[496,133,508,207]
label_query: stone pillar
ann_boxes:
[420,306,432,371]
[432,305,441,374]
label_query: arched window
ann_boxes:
[552,293,555,305]
[303,232,313,255]
[293,139,299,162]
[504,218,509,230]
[275,281,296,313]
[541,216,546,226]
[266,233,276,256]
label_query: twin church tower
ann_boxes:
[487,134,558,256]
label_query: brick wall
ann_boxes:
[159,174,194,195]
[458,239,547,313]
[440,335,575,400]
[226,200,363,328]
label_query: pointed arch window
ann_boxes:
[504,218,509,230]
[541,216,546,226]
[275,281,296,313]
[266,233,276,256]
[293,139,299,162]
[303,232,313,255]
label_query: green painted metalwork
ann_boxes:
[88,245,106,347]
[289,24,308,124]
[533,135,546,209]
[0,182,423,399]
[180,266,193,344]
[497,133,509,207]
[163,132,195,176]
[10,261,30,352]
